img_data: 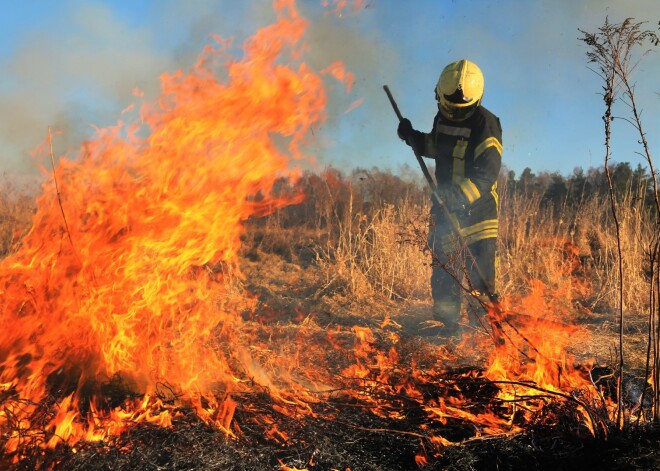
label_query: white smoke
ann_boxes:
[0,0,656,176]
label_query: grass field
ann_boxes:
[1,164,658,469]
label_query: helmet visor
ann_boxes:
[439,97,479,121]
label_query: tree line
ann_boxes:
[505,162,655,213]
[264,161,656,228]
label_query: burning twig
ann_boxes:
[329,419,428,440]
[490,380,609,438]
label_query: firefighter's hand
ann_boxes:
[397,118,414,141]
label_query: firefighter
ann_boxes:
[396,59,502,338]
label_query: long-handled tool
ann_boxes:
[383,84,505,345]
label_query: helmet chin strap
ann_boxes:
[438,101,479,122]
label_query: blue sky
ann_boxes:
[0,0,657,178]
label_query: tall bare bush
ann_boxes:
[580,17,659,425]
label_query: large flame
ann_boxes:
[0,0,327,452]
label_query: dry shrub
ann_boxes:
[499,174,654,315]
[0,176,36,257]
[315,194,430,302]
[1,167,654,319]
[241,167,432,303]
[240,165,655,316]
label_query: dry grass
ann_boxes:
[1,168,654,316]
[0,168,656,376]
[315,195,431,302]
[0,176,36,257]
[254,169,656,320]
[499,175,655,315]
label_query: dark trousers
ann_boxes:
[430,237,497,304]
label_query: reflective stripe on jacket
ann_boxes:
[410,106,502,245]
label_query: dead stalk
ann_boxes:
[614,30,660,425]
[48,127,77,258]
[602,76,626,430]
[579,17,658,428]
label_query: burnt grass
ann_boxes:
[3,390,658,471]
[2,249,659,470]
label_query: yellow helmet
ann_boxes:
[436,59,484,121]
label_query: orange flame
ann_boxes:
[344,97,364,114]
[321,61,355,92]
[322,0,367,17]
[0,0,339,452]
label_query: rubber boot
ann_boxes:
[432,300,462,340]
[466,291,497,330]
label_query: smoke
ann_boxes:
[1,0,655,177]
[0,0,396,175]
[0,3,177,175]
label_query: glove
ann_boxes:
[397,118,414,141]
[436,186,468,213]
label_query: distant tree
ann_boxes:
[611,162,634,198]
[543,172,568,211]
[631,163,653,207]
[568,167,590,203]
[507,169,516,183]
[517,167,537,194]
[503,169,517,198]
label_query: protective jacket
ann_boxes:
[408,105,502,250]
